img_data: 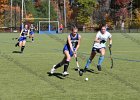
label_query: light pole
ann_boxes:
[64,0,67,28]
[10,0,13,32]
[49,0,51,32]
[21,0,24,30]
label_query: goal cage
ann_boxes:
[39,21,59,34]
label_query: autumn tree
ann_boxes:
[109,0,132,29]
[134,8,140,28]
[0,0,9,27]
[70,0,96,27]
[115,0,131,19]
[94,0,111,25]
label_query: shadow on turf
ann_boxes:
[12,51,22,53]
[47,72,65,79]
[47,72,82,82]
[74,68,95,73]
[74,68,99,74]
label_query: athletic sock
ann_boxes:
[64,61,69,72]
[85,58,91,68]
[98,56,104,66]
[32,37,34,41]
[54,63,62,69]
[21,46,25,53]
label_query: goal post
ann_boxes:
[39,21,59,34]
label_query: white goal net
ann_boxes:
[39,21,59,34]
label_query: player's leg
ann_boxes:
[83,51,96,72]
[97,48,106,71]
[29,32,32,39]
[20,40,26,53]
[19,41,22,47]
[55,57,66,69]
[31,34,34,42]
[15,41,19,47]
[15,38,21,47]
[62,50,71,75]
[50,56,66,74]
[19,37,24,47]
[29,32,34,42]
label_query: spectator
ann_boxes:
[59,24,63,33]
[83,25,86,32]
[121,20,125,32]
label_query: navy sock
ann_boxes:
[54,63,62,69]
[64,61,69,72]
[32,37,34,41]
[21,46,25,53]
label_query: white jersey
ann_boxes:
[93,31,112,48]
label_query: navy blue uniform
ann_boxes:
[63,33,79,57]
[19,28,28,42]
[29,26,35,35]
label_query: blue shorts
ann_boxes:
[19,36,26,42]
[30,31,34,35]
[63,44,75,57]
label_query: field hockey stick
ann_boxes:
[109,47,113,69]
[74,53,80,71]
[74,53,84,76]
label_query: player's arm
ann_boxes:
[73,35,81,58]
[94,31,101,43]
[19,30,23,37]
[29,29,31,34]
[94,36,106,44]
[108,37,112,48]
[109,37,112,44]
[75,35,81,52]
[27,30,30,37]
[94,37,100,43]
[67,35,74,52]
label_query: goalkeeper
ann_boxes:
[83,25,112,72]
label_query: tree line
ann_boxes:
[0,0,140,30]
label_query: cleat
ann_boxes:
[62,71,69,76]
[50,65,56,74]
[97,65,101,71]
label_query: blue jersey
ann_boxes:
[19,28,28,42]
[66,33,79,48]
[29,26,35,35]
[63,33,79,57]
[21,28,28,37]
[30,26,35,32]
